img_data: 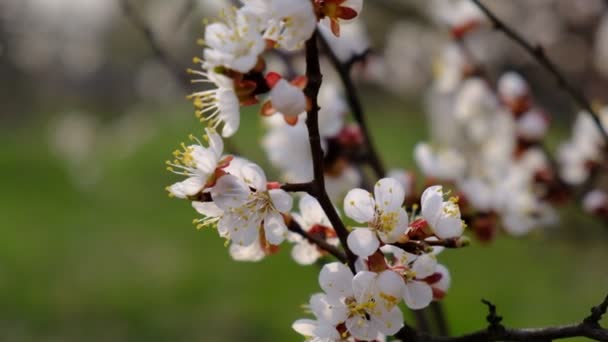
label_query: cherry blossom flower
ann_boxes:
[211,163,293,246]
[166,128,231,199]
[344,178,409,257]
[289,194,339,265]
[293,262,404,341]
[380,245,438,310]
[202,7,266,73]
[243,0,317,51]
[188,68,240,137]
[420,185,465,239]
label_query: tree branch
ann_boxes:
[470,0,608,142]
[304,31,358,271]
[281,182,314,194]
[394,295,608,341]
[317,34,386,179]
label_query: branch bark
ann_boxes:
[304,31,358,271]
[317,34,386,179]
[470,0,608,142]
[394,296,608,341]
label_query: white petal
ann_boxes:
[310,293,348,326]
[169,176,205,198]
[347,228,380,258]
[346,315,379,341]
[433,264,452,293]
[269,189,293,213]
[403,281,433,310]
[240,163,267,190]
[292,319,340,339]
[319,262,354,298]
[191,146,218,174]
[229,241,265,262]
[292,319,317,337]
[421,186,443,225]
[224,211,261,247]
[270,79,307,117]
[352,271,377,304]
[192,201,223,217]
[376,270,405,310]
[291,241,320,265]
[344,189,376,223]
[435,216,464,239]
[205,128,224,157]
[377,208,408,244]
[412,254,437,279]
[263,210,287,245]
[371,306,404,336]
[299,194,330,227]
[211,175,250,210]
[374,178,406,213]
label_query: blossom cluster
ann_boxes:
[163,0,608,340]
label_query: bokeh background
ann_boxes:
[1,0,608,341]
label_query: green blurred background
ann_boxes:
[1,0,608,341]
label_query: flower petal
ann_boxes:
[169,176,205,198]
[264,210,287,245]
[376,270,405,310]
[412,254,437,279]
[299,194,330,227]
[347,228,380,258]
[211,175,250,210]
[229,241,265,262]
[319,262,354,298]
[435,215,464,239]
[310,293,348,325]
[403,281,433,310]
[374,178,406,213]
[346,315,379,341]
[371,306,404,336]
[352,271,376,304]
[205,127,224,157]
[344,188,376,223]
[291,241,320,265]
[192,201,223,217]
[224,211,261,246]
[421,185,443,225]
[240,163,267,190]
[269,189,293,213]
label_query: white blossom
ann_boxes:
[344,178,409,257]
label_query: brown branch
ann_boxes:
[394,295,608,341]
[286,217,347,263]
[304,31,358,271]
[317,33,386,179]
[470,0,608,142]
[281,182,314,193]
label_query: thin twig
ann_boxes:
[470,0,608,142]
[317,33,386,179]
[304,31,358,271]
[394,295,608,341]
